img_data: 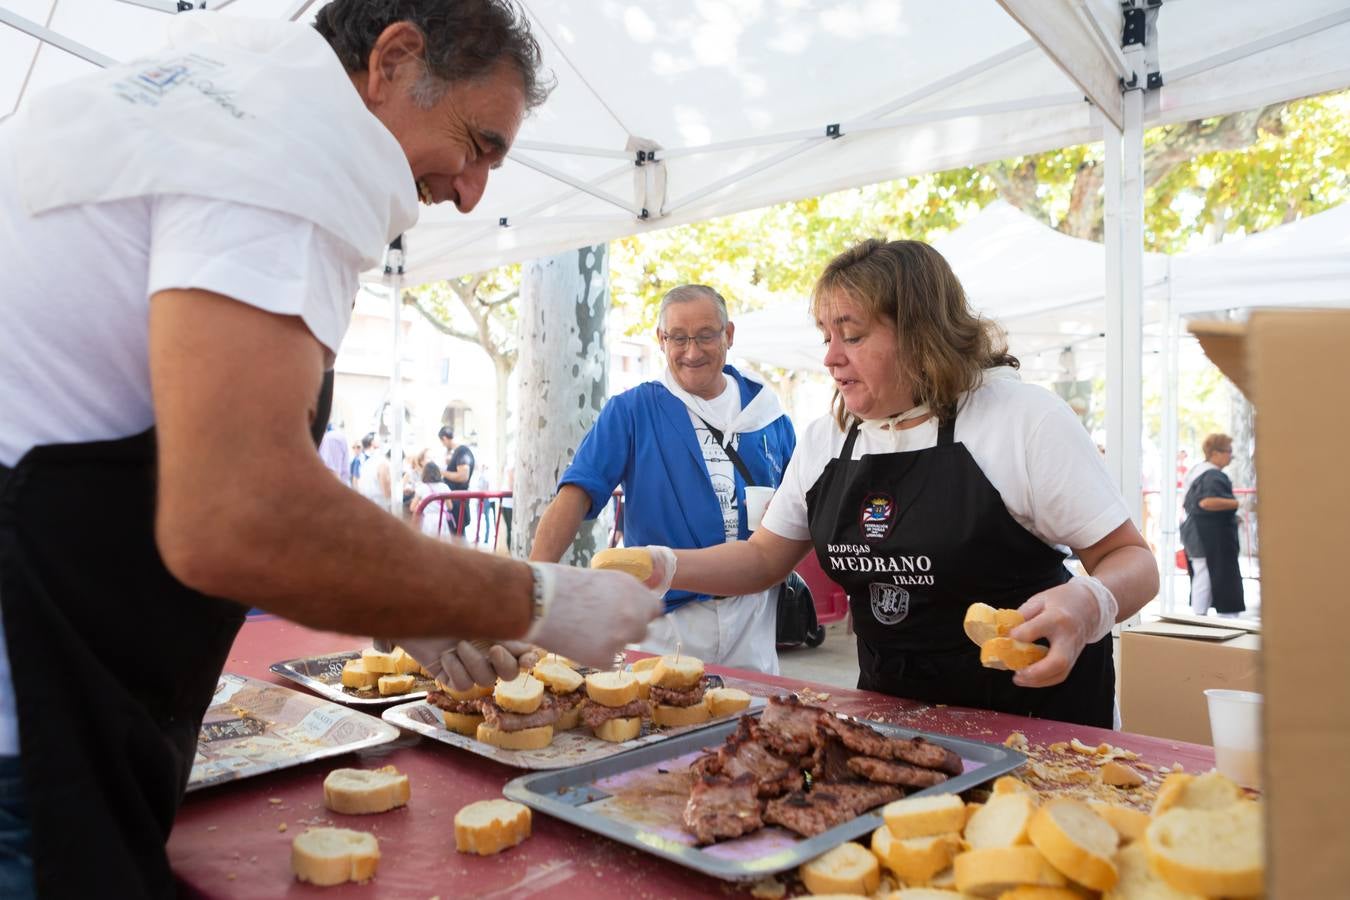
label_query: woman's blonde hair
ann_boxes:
[811,238,1017,429]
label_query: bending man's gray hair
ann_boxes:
[315,0,552,111]
[658,284,729,330]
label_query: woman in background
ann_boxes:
[1180,433,1245,617]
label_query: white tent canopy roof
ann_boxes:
[729,199,1350,378]
[2,0,1348,286]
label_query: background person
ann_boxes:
[0,4,659,896]
[318,421,349,481]
[438,425,475,534]
[530,285,797,674]
[1179,433,1246,618]
[636,241,1158,727]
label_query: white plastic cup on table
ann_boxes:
[1204,688,1263,788]
[744,486,775,532]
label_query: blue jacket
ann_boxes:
[559,365,796,612]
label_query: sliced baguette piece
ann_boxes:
[1144,802,1263,898]
[651,655,704,690]
[705,687,752,717]
[1027,798,1119,891]
[476,722,553,750]
[441,681,493,702]
[634,668,654,700]
[883,793,968,839]
[377,674,415,696]
[442,709,485,736]
[556,704,582,731]
[887,890,975,899]
[341,660,379,689]
[995,888,1087,899]
[964,793,1036,849]
[979,637,1048,672]
[590,547,653,581]
[291,827,380,886]
[592,716,642,743]
[871,825,962,885]
[453,798,532,855]
[1104,842,1204,900]
[1150,771,1241,816]
[991,776,1038,800]
[801,841,881,896]
[360,648,398,674]
[1089,802,1151,845]
[953,846,1067,897]
[322,766,410,815]
[629,656,662,673]
[963,603,1024,647]
[532,657,583,694]
[651,700,712,728]
[585,670,640,707]
[391,646,422,675]
[493,673,545,715]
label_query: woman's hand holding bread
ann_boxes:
[1010,575,1118,689]
[591,545,678,595]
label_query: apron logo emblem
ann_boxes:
[869,583,910,625]
[859,493,896,542]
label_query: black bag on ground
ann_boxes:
[776,571,825,648]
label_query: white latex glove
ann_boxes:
[374,638,540,692]
[524,561,663,668]
[1009,575,1118,689]
[642,545,678,595]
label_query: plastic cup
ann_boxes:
[744,486,775,532]
[1204,688,1263,788]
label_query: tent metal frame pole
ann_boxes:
[511,141,632,159]
[284,0,320,21]
[1160,260,1180,612]
[385,238,406,518]
[509,153,642,216]
[1167,8,1350,84]
[0,8,116,67]
[1072,0,1132,81]
[113,0,198,13]
[6,0,57,120]
[1120,77,1145,528]
[1103,115,1125,500]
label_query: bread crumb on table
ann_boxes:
[278,822,288,832]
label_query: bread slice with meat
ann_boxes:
[322,766,410,815]
[584,670,644,742]
[291,827,380,886]
[476,722,553,750]
[1026,798,1119,892]
[493,673,545,715]
[1144,801,1263,898]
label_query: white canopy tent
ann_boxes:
[4,0,1350,518]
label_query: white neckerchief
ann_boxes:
[13,14,417,269]
[660,366,785,435]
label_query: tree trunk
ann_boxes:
[511,244,611,564]
[493,354,513,488]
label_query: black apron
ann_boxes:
[805,415,1114,728]
[1180,469,1245,614]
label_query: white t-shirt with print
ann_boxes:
[0,126,363,755]
[760,368,1130,552]
[676,374,744,542]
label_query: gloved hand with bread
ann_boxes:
[382,561,662,688]
[1007,575,1118,689]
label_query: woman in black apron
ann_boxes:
[1180,433,1245,616]
[646,239,1158,728]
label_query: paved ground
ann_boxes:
[776,621,859,689]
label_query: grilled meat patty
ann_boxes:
[479,694,560,731]
[579,698,650,730]
[762,782,902,837]
[847,756,951,787]
[650,679,707,708]
[682,774,762,845]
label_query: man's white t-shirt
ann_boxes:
[0,126,363,754]
[678,375,744,542]
[761,368,1130,553]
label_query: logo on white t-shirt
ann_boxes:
[869,582,910,625]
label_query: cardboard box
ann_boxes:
[1120,621,1260,744]
[1191,312,1350,898]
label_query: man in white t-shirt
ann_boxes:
[0,4,660,896]
[531,285,798,673]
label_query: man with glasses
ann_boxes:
[531,285,797,672]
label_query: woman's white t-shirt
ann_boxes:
[760,368,1130,553]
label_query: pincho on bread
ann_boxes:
[476,673,559,750]
[425,681,492,736]
[649,654,712,727]
[531,656,586,730]
[581,670,649,742]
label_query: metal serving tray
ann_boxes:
[188,673,400,792]
[503,713,1025,881]
[270,650,437,706]
[383,675,765,770]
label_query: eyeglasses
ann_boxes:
[661,330,724,350]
